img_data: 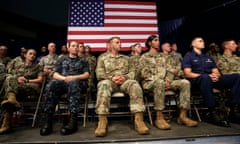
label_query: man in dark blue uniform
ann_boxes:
[40,41,89,136]
[182,37,240,127]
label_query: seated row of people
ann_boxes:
[0,35,240,138]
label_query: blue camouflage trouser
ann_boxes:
[43,79,87,114]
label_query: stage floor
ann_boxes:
[0,117,240,144]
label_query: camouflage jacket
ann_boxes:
[96,53,134,81]
[217,54,240,74]
[85,54,97,74]
[0,56,12,67]
[7,56,25,75]
[7,62,43,80]
[129,55,141,81]
[160,52,184,80]
[0,63,6,83]
[139,52,183,83]
[139,52,166,82]
[39,54,59,70]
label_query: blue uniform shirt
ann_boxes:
[182,51,217,74]
[53,55,89,76]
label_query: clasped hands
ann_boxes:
[112,75,126,85]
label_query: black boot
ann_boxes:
[40,113,53,136]
[208,107,230,127]
[0,110,13,134]
[60,113,78,135]
[229,105,240,124]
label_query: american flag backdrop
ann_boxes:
[67,0,158,52]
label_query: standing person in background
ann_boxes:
[78,43,85,58]
[207,42,221,62]
[0,45,12,67]
[129,43,143,82]
[35,46,47,64]
[84,45,97,96]
[7,47,27,74]
[171,43,183,62]
[58,45,68,59]
[0,63,6,90]
[39,42,58,81]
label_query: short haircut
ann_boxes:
[107,36,120,43]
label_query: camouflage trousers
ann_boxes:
[95,79,145,115]
[3,75,40,101]
[142,78,190,111]
[43,79,87,114]
[169,79,191,109]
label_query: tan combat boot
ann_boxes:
[0,111,11,134]
[95,115,108,137]
[1,92,21,111]
[177,109,198,127]
[155,111,171,130]
[134,112,149,135]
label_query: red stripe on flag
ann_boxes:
[67,39,148,43]
[105,8,156,13]
[68,31,157,35]
[105,15,157,20]
[104,23,158,27]
[67,0,158,52]
[105,0,156,6]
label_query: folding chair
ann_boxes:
[190,88,225,122]
[7,76,47,128]
[144,90,178,126]
[55,89,89,128]
[109,92,131,116]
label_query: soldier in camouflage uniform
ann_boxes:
[139,36,197,130]
[39,42,59,81]
[161,42,197,127]
[7,47,27,75]
[78,42,85,58]
[95,37,149,137]
[217,39,240,74]
[129,43,143,82]
[0,45,12,67]
[58,45,68,59]
[0,63,6,94]
[40,41,89,136]
[217,39,240,124]
[0,49,43,134]
[207,42,221,63]
[84,45,97,97]
[171,43,183,62]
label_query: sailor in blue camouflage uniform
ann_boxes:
[40,41,90,136]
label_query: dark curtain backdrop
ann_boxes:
[158,1,240,56]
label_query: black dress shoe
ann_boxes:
[213,119,231,127]
[209,111,231,127]
[60,125,78,135]
[229,113,240,124]
[40,124,52,136]
[60,113,78,135]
